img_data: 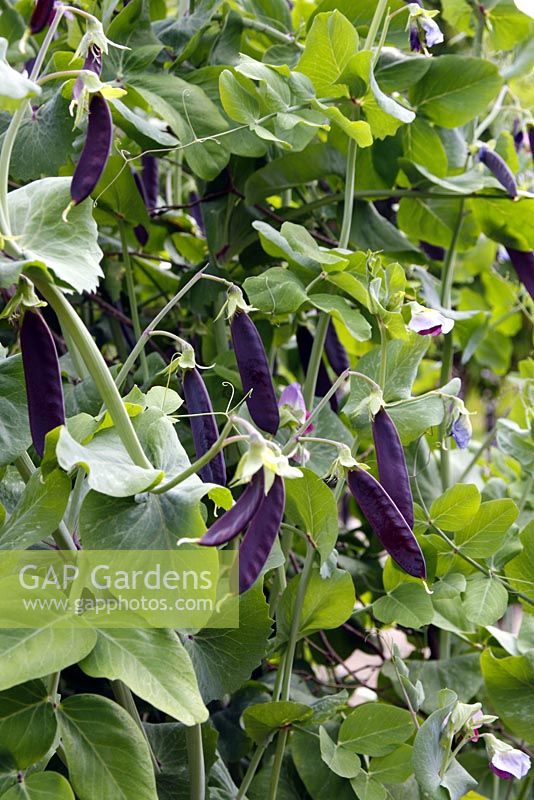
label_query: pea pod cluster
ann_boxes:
[29,0,54,34]
[199,471,264,546]
[70,93,112,208]
[20,310,66,457]
[347,469,425,578]
[478,146,518,198]
[348,408,424,578]
[231,311,279,435]
[505,247,534,300]
[182,367,226,486]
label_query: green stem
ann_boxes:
[0,8,65,232]
[120,221,149,384]
[378,320,388,389]
[185,724,205,800]
[365,0,389,49]
[438,199,465,490]
[339,138,358,250]
[302,313,330,410]
[152,416,234,493]
[269,528,292,618]
[31,275,151,469]
[237,736,274,800]
[269,544,315,800]
[111,680,160,773]
[114,266,206,392]
[240,16,303,49]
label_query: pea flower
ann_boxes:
[408,4,444,54]
[450,401,473,449]
[484,735,531,781]
[279,382,313,432]
[408,302,454,336]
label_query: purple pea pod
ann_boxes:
[239,475,285,593]
[72,47,102,102]
[141,155,159,212]
[182,367,226,486]
[231,312,279,435]
[478,146,518,198]
[372,408,414,530]
[70,93,112,207]
[528,125,534,162]
[29,0,55,34]
[133,170,149,247]
[512,119,524,153]
[420,241,445,262]
[325,321,349,376]
[296,326,338,411]
[199,471,264,547]
[20,310,66,457]
[505,248,534,300]
[347,469,426,578]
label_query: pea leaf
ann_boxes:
[373,583,434,629]
[79,628,208,725]
[243,701,312,744]
[463,575,509,626]
[339,703,414,757]
[429,484,481,531]
[1,773,75,799]
[57,694,158,800]
[0,468,71,550]
[454,499,518,558]
[308,293,371,341]
[285,468,338,562]
[0,38,40,112]
[0,680,57,768]
[243,267,308,314]
[297,10,357,98]
[0,355,31,466]
[481,650,534,742]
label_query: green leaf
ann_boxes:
[308,293,371,341]
[184,584,272,703]
[373,583,434,629]
[253,220,348,273]
[402,118,448,177]
[387,395,445,444]
[413,692,476,800]
[463,574,509,626]
[350,771,386,800]
[0,38,40,112]
[0,355,31,466]
[454,499,518,558]
[297,10,357,98]
[58,694,158,800]
[471,196,534,250]
[429,484,481,531]
[219,70,261,124]
[368,744,413,784]
[79,628,208,725]
[319,726,361,778]
[243,267,308,314]
[505,522,534,610]
[1,773,75,799]
[339,703,414,757]
[292,727,355,800]
[481,650,534,743]
[285,468,338,562]
[275,567,355,647]
[4,91,76,183]
[243,701,312,744]
[402,654,483,715]
[397,196,480,251]
[94,155,150,227]
[0,468,71,549]
[56,426,163,498]
[1,177,103,294]
[144,721,218,800]
[128,73,231,181]
[349,200,421,259]
[0,680,57,768]
[314,102,373,146]
[0,625,96,691]
[410,56,502,127]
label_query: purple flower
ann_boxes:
[408,303,454,336]
[409,23,422,52]
[490,750,531,781]
[279,382,313,432]
[451,414,472,449]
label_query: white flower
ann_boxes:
[408,302,454,336]
[514,0,534,20]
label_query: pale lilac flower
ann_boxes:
[408,303,454,336]
[279,382,314,432]
[408,4,444,52]
[420,16,444,47]
[484,736,531,781]
[451,411,472,449]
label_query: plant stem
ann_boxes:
[114,266,206,391]
[365,0,389,49]
[438,199,465,490]
[240,16,303,49]
[378,320,388,388]
[119,221,149,384]
[237,735,274,800]
[269,544,315,800]
[339,138,358,250]
[152,416,234,493]
[111,680,160,772]
[302,312,329,409]
[185,724,205,800]
[31,274,152,469]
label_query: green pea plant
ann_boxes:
[0,0,532,798]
